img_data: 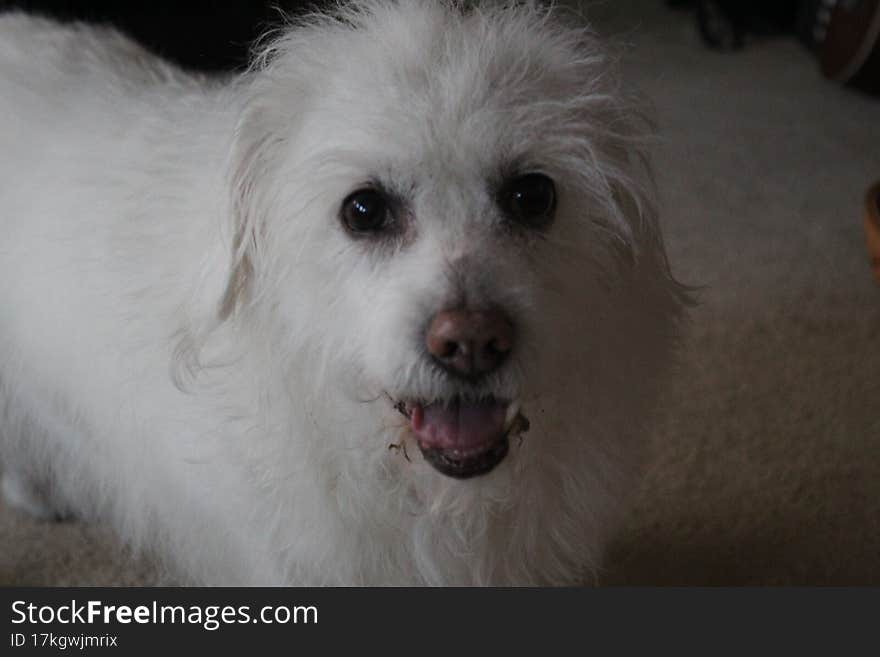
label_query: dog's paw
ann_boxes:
[0,472,68,522]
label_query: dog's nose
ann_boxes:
[426,308,514,378]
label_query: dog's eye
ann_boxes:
[501,173,556,229]
[341,189,390,234]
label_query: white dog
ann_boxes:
[0,0,684,585]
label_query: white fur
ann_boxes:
[0,0,684,585]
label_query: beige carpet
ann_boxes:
[2,1,878,586]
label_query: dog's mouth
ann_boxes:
[394,397,529,479]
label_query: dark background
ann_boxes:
[0,1,817,72]
[0,0,321,70]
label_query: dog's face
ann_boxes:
[224,2,680,486]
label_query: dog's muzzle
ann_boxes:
[391,305,527,478]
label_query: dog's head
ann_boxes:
[217,1,684,488]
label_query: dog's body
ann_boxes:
[0,1,683,585]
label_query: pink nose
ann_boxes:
[425,308,514,378]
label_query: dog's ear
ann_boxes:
[172,100,284,389]
[219,98,284,320]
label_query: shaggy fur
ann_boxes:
[0,0,684,585]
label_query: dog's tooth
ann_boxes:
[504,400,521,430]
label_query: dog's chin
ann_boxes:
[394,396,529,479]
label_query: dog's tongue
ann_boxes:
[410,399,507,450]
